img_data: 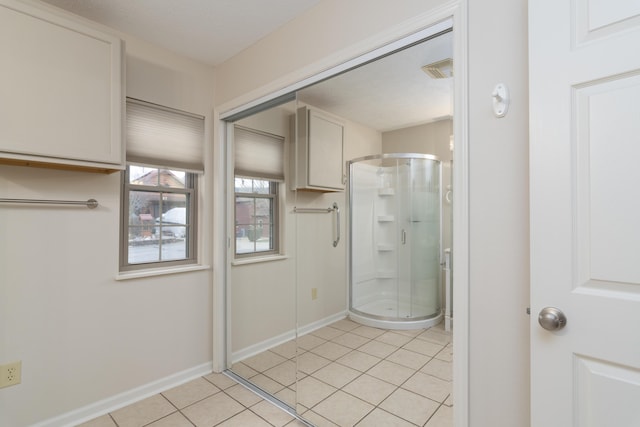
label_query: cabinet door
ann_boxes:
[307,110,344,190]
[0,0,123,168]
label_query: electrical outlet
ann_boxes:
[311,288,318,300]
[0,361,22,389]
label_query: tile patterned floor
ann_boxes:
[78,319,452,427]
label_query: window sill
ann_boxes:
[116,264,211,281]
[232,254,289,266]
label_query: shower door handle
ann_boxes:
[333,202,340,247]
[401,229,407,245]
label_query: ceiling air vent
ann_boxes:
[421,58,453,79]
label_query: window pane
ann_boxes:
[252,179,270,194]
[157,194,187,238]
[235,177,253,193]
[129,166,158,185]
[161,239,187,261]
[235,195,274,255]
[159,169,186,188]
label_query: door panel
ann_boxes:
[530,1,640,425]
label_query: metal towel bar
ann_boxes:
[0,198,99,209]
[293,202,340,247]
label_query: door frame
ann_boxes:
[213,2,469,425]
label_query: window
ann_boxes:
[235,177,278,256]
[121,98,204,271]
[122,165,197,268]
[233,126,284,258]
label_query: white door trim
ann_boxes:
[213,2,469,426]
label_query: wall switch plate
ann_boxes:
[0,361,22,388]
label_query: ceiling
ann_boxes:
[41,0,322,66]
[42,0,453,132]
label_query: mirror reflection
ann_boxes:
[228,27,454,425]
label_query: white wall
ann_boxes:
[214,0,530,426]
[0,4,215,425]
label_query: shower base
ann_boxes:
[349,298,442,330]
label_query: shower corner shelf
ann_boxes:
[377,215,395,222]
[376,270,397,279]
[377,244,395,252]
[378,188,395,196]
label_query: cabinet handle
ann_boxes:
[333,202,340,247]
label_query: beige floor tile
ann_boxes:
[421,358,453,381]
[181,392,244,427]
[146,412,193,427]
[426,404,453,427]
[251,400,295,426]
[329,332,370,349]
[298,351,331,374]
[392,328,425,338]
[225,383,263,407]
[310,326,345,340]
[204,372,238,390]
[313,390,374,426]
[311,341,352,361]
[271,340,298,359]
[286,419,311,426]
[443,394,453,407]
[248,374,286,394]
[229,362,259,379]
[264,360,297,386]
[402,338,445,357]
[110,394,175,427]
[300,410,340,427]
[297,334,327,351]
[311,362,361,389]
[76,414,117,427]
[379,388,439,426]
[402,371,451,403]
[217,409,273,426]
[162,377,219,409]
[435,344,453,362]
[336,350,381,372]
[244,350,287,372]
[366,360,416,386]
[418,329,452,346]
[355,408,415,427]
[351,325,386,339]
[374,331,413,347]
[342,374,396,406]
[358,340,397,358]
[296,376,338,408]
[275,387,296,408]
[386,348,432,370]
[330,318,361,332]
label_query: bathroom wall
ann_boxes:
[0,4,215,425]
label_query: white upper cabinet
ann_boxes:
[293,106,344,191]
[0,0,123,172]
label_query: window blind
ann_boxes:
[234,126,285,181]
[126,98,205,173]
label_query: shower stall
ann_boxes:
[348,153,442,329]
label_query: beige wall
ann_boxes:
[468,0,530,425]
[0,4,215,425]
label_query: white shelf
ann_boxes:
[377,244,395,252]
[377,215,395,222]
[378,188,395,196]
[376,271,396,279]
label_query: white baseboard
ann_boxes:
[31,362,213,427]
[232,311,347,364]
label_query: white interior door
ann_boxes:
[529,1,640,426]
